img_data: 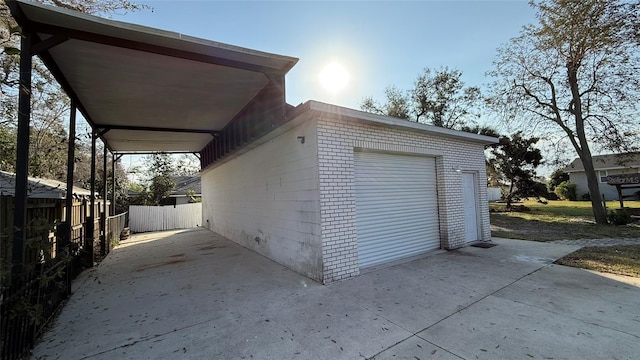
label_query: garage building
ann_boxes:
[202,102,496,283]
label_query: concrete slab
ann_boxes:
[417,294,640,360]
[371,336,461,360]
[33,229,320,359]
[330,263,481,333]
[494,264,640,338]
[31,231,640,360]
[263,291,411,359]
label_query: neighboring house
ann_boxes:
[168,175,201,205]
[0,171,92,199]
[126,188,141,201]
[202,101,497,283]
[564,153,640,200]
[126,176,201,205]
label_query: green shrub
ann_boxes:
[547,169,569,192]
[608,209,632,225]
[581,192,591,201]
[554,181,577,201]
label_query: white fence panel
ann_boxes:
[129,203,202,233]
[487,187,502,202]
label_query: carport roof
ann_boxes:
[7,0,298,153]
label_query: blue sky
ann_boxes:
[112,1,536,119]
[109,1,539,177]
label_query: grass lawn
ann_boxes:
[555,245,640,278]
[490,200,640,241]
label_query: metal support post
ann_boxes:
[100,146,107,256]
[12,31,32,280]
[86,131,96,266]
[62,100,76,294]
[111,153,116,215]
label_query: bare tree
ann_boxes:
[488,0,640,224]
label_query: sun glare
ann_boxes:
[318,62,350,93]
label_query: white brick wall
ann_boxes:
[200,107,492,284]
[200,121,323,281]
[317,116,491,283]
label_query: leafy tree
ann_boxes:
[0,125,15,170]
[547,168,569,192]
[554,180,577,201]
[127,182,149,206]
[486,158,502,187]
[175,154,200,176]
[459,125,500,138]
[146,154,176,205]
[488,0,640,223]
[491,132,544,210]
[459,125,503,187]
[149,175,175,206]
[0,0,147,178]
[128,154,177,206]
[361,86,410,120]
[361,67,482,129]
[185,189,201,203]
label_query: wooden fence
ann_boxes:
[0,195,125,360]
[129,203,202,233]
[106,212,128,250]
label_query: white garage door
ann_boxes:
[354,151,440,268]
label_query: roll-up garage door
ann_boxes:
[354,151,440,268]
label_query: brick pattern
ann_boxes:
[317,117,491,283]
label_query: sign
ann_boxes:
[606,173,640,185]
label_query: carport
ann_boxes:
[3,2,297,357]
[7,0,298,277]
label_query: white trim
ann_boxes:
[566,166,640,174]
[298,101,499,145]
[598,170,608,183]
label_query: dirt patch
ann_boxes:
[555,245,640,277]
[490,213,640,241]
[135,259,187,272]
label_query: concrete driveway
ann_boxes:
[32,228,640,360]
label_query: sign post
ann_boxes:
[606,174,640,208]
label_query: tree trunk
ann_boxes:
[580,151,608,224]
[567,65,608,224]
[506,182,515,211]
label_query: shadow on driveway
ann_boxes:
[32,229,640,359]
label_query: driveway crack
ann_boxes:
[78,317,221,359]
[368,263,554,360]
[495,295,640,340]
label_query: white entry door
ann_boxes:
[461,172,479,243]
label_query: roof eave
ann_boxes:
[288,101,499,145]
[8,0,298,74]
